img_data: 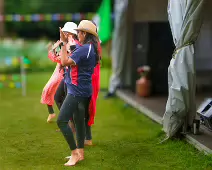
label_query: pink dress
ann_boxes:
[41,40,78,106]
[40,51,64,105]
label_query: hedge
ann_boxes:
[0,39,111,73]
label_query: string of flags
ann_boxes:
[0,82,22,88]
[0,57,31,68]
[0,56,29,89]
[0,74,22,89]
[0,56,28,95]
[0,81,22,88]
[0,74,20,81]
[0,13,95,22]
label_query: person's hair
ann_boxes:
[91,21,98,32]
[83,32,100,65]
[91,21,102,59]
[72,34,78,40]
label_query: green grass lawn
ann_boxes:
[0,69,212,170]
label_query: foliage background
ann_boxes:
[1,0,113,72]
[4,0,114,40]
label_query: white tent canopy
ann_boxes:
[163,0,205,137]
[108,0,129,94]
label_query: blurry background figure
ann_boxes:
[104,0,128,98]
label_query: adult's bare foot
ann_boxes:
[64,149,81,166]
[84,140,93,146]
[47,113,56,123]
[65,148,84,162]
[77,148,84,161]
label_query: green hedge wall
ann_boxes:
[0,39,111,73]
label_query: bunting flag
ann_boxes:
[0,74,20,81]
[0,82,22,88]
[0,74,22,89]
[0,56,28,95]
[0,56,29,90]
[0,13,96,22]
[0,57,31,69]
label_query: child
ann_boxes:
[41,22,78,123]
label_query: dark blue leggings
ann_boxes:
[57,94,90,150]
[54,79,67,110]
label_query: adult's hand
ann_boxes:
[59,27,67,43]
[68,37,76,46]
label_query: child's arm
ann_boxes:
[47,41,62,64]
[48,51,62,64]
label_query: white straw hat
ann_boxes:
[62,22,77,35]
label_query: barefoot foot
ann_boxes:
[64,150,81,166]
[84,140,93,146]
[47,114,56,123]
[77,148,84,161]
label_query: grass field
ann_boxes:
[0,69,212,170]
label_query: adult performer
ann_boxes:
[57,20,100,166]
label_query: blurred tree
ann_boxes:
[5,0,103,14]
[4,0,108,39]
[0,0,4,36]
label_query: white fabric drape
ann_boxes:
[163,0,205,137]
[108,0,128,93]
